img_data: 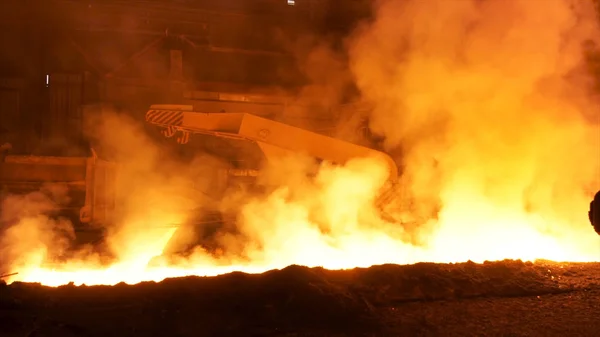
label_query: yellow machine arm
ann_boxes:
[146,105,399,182]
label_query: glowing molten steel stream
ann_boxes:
[4,0,600,286]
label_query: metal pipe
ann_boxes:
[0,272,18,279]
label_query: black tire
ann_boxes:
[590,190,600,235]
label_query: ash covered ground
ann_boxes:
[2,260,600,337]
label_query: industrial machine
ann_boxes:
[145,104,398,180]
[0,149,117,247]
[145,105,402,257]
[0,104,403,259]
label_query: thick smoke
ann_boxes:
[348,0,600,258]
[228,154,396,269]
[0,107,232,282]
[0,184,77,275]
[82,108,231,266]
[4,0,600,286]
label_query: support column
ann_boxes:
[169,49,184,95]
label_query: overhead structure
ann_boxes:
[145,105,399,182]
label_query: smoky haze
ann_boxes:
[82,109,236,266]
[0,185,75,275]
[348,0,600,257]
[2,0,600,285]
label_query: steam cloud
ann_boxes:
[348,0,600,258]
[1,0,600,285]
[0,185,76,275]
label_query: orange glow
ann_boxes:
[2,0,600,287]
